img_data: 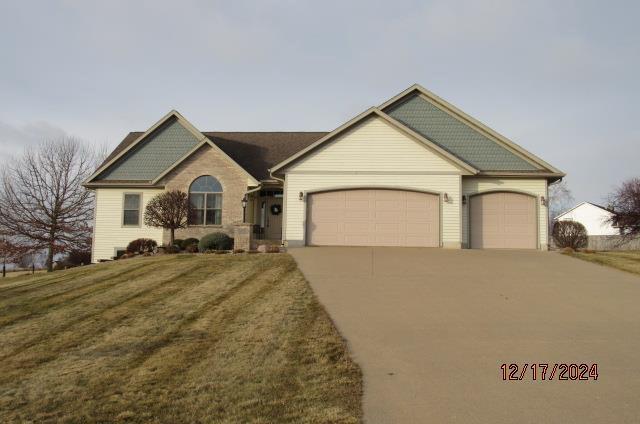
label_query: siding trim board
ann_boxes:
[303,186,444,197]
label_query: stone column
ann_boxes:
[233,223,253,251]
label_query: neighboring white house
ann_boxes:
[555,202,618,236]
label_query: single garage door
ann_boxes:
[470,192,537,249]
[306,189,439,247]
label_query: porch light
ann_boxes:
[541,196,547,206]
[443,193,450,203]
[299,191,304,201]
[462,195,467,205]
[241,195,248,223]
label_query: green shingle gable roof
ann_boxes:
[96,117,200,181]
[385,94,538,171]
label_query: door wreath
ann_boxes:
[270,204,282,215]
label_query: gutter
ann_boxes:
[268,169,285,184]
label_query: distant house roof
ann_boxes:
[555,202,614,220]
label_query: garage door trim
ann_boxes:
[303,186,443,247]
[466,189,539,249]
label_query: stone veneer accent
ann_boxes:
[158,144,250,245]
[233,223,253,251]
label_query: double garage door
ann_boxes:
[307,189,439,247]
[306,189,537,249]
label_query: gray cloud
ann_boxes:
[0,120,68,162]
[0,0,637,203]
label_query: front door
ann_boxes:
[261,193,283,240]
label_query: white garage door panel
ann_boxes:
[470,192,536,249]
[307,189,439,247]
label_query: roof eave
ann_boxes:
[83,182,164,189]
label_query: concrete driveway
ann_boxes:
[289,247,640,424]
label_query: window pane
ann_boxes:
[123,210,139,226]
[124,194,140,210]
[190,209,204,225]
[206,193,222,209]
[190,175,223,192]
[206,209,222,225]
[190,193,205,209]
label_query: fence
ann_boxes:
[587,235,640,251]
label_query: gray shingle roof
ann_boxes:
[203,132,327,180]
[385,94,538,171]
[95,128,327,183]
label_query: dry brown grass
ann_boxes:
[565,250,640,276]
[0,269,46,280]
[0,254,362,423]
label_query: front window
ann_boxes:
[189,176,223,225]
[123,193,141,226]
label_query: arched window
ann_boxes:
[189,176,223,225]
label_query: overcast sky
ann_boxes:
[1,0,637,203]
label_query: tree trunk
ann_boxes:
[170,228,175,246]
[47,243,54,272]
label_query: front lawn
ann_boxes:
[564,250,640,276]
[0,254,362,423]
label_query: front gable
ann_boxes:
[96,117,201,181]
[86,110,259,187]
[385,93,539,171]
[285,115,468,174]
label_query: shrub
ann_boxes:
[198,232,233,251]
[181,238,199,249]
[185,243,199,253]
[233,248,245,254]
[552,221,588,249]
[173,239,185,250]
[65,250,91,266]
[165,245,180,254]
[127,238,158,254]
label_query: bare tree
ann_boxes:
[0,138,97,272]
[144,190,190,246]
[548,180,574,221]
[606,177,640,240]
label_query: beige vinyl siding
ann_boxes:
[462,177,548,249]
[283,116,465,247]
[92,188,164,262]
[290,116,462,173]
